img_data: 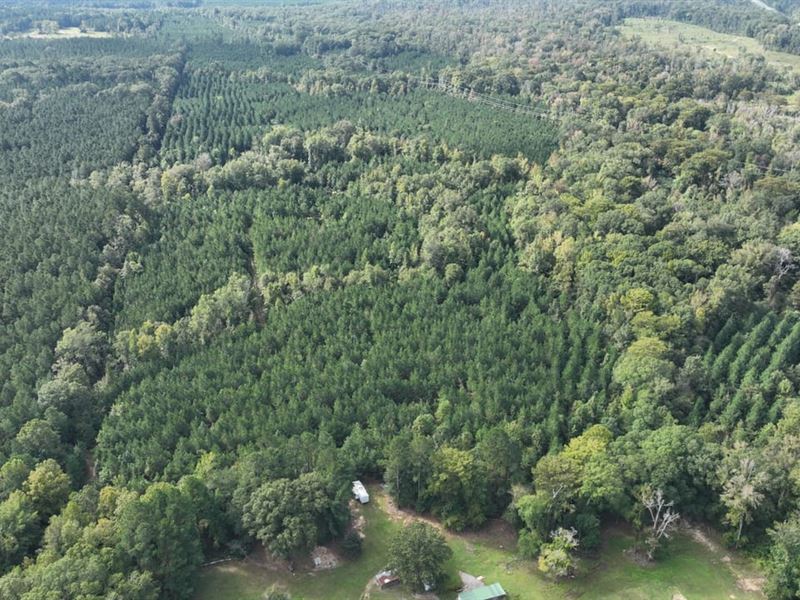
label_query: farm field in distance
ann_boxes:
[619,17,800,76]
[1,26,114,40]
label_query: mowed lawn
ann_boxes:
[570,532,762,600]
[619,17,800,76]
[194,485,764,600]
[194,495,400,600]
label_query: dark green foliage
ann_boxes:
[0,39,182,177]
[765,513,800,600]
[0,84,150,178]
[706,313,800,430]
[388,522,452,592]
[571,513,601,550]
[112,194,252,328]
[160,63,556,164]
[0,491,40,571]
[241,472,346,561]
[116,483,203,599]
[96,270,614,484]
[2,0,800,597]
[340,529,363,558]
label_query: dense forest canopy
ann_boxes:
[1,0,800,598]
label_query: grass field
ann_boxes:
[3,27,114,40]
[194,485,765,600]
[619,17,800,76]
[195,493,402,600]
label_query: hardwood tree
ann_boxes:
[388,522,452,592]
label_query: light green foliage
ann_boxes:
[538,527,579,578]
[14,419,61,462]
[23,460,70,520]
[54,321,108,380]
[0,460,31,503]
[0,491,39,571]
[427,446,490,530]
[613,337,675,390]
[718,444,768,546]
[620,18,800,75]
[198,487,763,600]
[532,425,620,517]
[766,513,800,600]
[189,273,252,344]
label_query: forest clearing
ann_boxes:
[195,486,764,600]
[619,18,800,76]
[2,26,114,40]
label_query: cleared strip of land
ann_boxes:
[2,27,113,40]
[619,17,800,76]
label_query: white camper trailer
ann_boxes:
[352,480,369,504]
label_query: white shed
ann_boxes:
[352,480,370,504]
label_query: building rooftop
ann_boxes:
[458,582,507,600]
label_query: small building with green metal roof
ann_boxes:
[457,582,507,600]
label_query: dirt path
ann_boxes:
[242,226,266,326]
[361,489,443,600]
[361,576,377,599]
[379,489,446,533]
[687,525,718,553]
[685,523,765,596]
[84,450,96,481]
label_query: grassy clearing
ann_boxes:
[567,528,763,600]
[195,495,401,600]
[3,27,114,40]
[619,17,800,76]
[194,485,765,600]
